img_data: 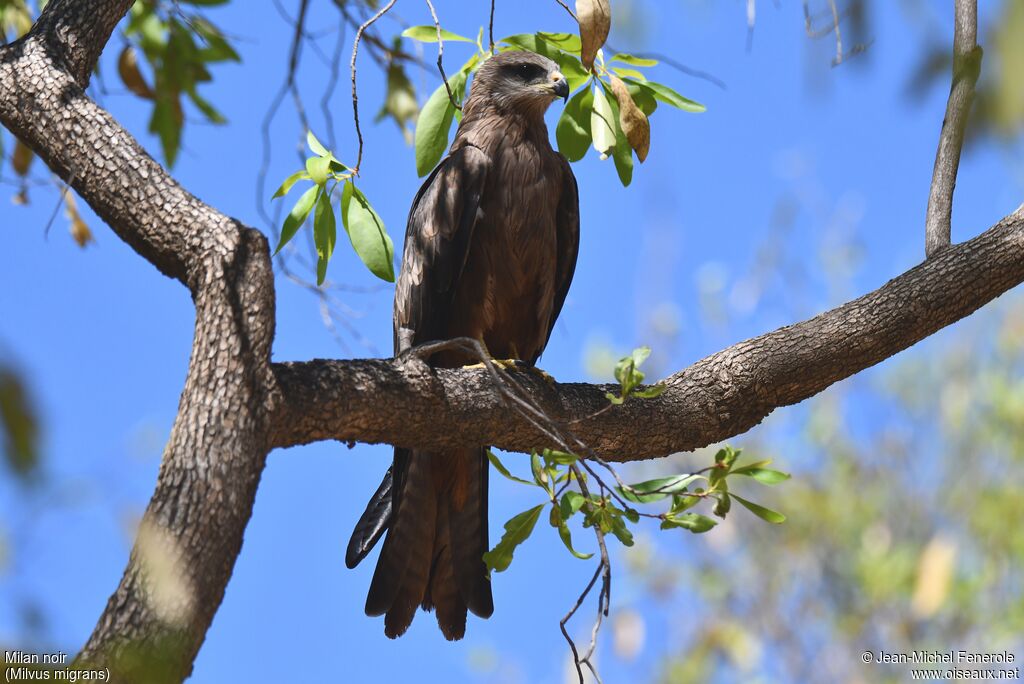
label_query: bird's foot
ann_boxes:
[464,358,528,371]
[463,360,557,385]
[532,366,557,386]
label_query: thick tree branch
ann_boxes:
[271,207,1024,460]
[2,1,1023,682]
[924,0,981,258]
[1,5,278,682]
[33,0,135,87]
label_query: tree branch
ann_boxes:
[1,6,279,681]
[271,207,1024,460]
[32,0,134,86]
[925,0,981,258]
[2,1,1023,682]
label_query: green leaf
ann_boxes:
[557,520,594,559]
[186,87,226,123]
[661,513,718,533]
[307,130,330,157]
[341,181,395,282]
[609,514,635,546]
[605,87,634,186]
[611,66,646,81]
[714,446,742,468]
[556,87,593,162]
[191,17,239,62]
[414,74,462,176]
[483,504,544,572]
[605,392,624,405]
[632,383,667,398]
[590,83,616,159]
[559,491,587,521]
[401,25,473,43]
[499,33,557,60]
[670,493,700,514]
[555,52,592,91]
[730,459,772,472]
[271,170,310,199]
[626,81,658,116]
[732,494,786,524]
[313,188,336,285]
[610,53,658,67]
[541,448,578,465]
[149,90,182,168]
[618,474,701,503]
[537,32,582,54]
[487,450,535,486]
[530,451,547,489]
[713,493,732,518]
[306,155,331,186]
[376,61,420,143]
[275,184,319,255]
[632,79,706,112]
[734,467,791,485]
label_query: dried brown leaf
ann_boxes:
[12,139,33,177]
[609,75,650,162]
[118,45,154,100]
[64,193,94,248]
[577,0,611,71]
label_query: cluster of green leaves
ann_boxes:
[402,27,705,186]
[271,132,394,284]
[483,444,790,574]
[482,348,788,574]
[121,0,239,166]
[606,345,665,404]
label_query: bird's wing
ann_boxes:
[346,145,490,572]
[540,154,581,355]
[394,143,490,354]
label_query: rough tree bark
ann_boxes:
[1,1,1021,682]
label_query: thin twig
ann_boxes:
[560,562,602,684]
[925,0,981,258]
[287,0,311,131]
[564,463,612,684]
[828,0,843,65]
[350,0,398,174]
[605,43,727,90]
[554,0,577,21]
[320,15,348,150]
[42,173,76,240]
[488,0,496,52]
[424,0,461,110]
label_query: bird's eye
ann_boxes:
[517,63,539,80]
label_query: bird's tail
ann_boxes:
[361,447,494,640]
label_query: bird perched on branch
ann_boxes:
[345,50,579,640]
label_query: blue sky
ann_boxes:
[1,1,1021,682]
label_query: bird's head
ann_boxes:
[466,51,570,119]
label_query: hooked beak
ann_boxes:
[550,71,570,102]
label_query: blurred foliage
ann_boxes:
[905,0,1024,142]
[0,364,39,480]
[609,285,1024,683]
[120,0,239,167]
